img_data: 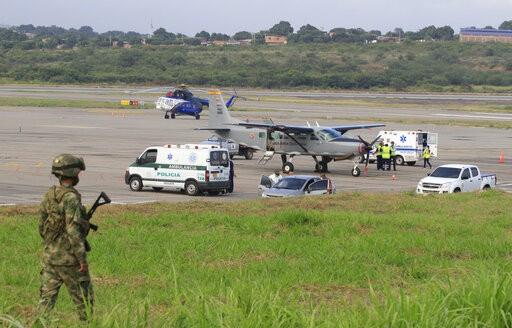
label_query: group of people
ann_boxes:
[375,141,433,170]
[375,141,397,171]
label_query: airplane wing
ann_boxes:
[332,124,385,134]
[235,122,314,134]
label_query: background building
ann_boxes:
[460,28,512,43]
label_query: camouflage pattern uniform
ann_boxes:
[38,155,93,321]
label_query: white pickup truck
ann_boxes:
[416,164,497,194]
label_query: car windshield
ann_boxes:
[316,128,341,141]
[273,178,307,190]
[430,167,461,178]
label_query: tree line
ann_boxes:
[1,20,511,50]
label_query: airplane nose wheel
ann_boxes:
[352,166,361,177]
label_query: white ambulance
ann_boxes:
[368,130,438,166]
[125,144,231,196]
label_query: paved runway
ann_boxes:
[2,85,512,102]
[1,87,511,205]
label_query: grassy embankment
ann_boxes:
[1,191,512,327]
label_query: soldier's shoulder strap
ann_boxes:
[53,186,80,204]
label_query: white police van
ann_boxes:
[125,144,231,196]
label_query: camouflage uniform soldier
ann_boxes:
[38,154,93,321]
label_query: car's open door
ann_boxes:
[306,180,329,196]
[258,175,272,191]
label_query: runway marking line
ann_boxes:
[434,113,512,120]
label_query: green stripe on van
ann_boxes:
[132,163,207,170]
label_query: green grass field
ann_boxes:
[1,191,512,327]
[0,97,155,109]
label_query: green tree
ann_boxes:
[210,33,230,41]
[269,21,294,36]
[233,31,252,40]
[195,31,210,40]
[294,25,327,43]
[499,20,512,30]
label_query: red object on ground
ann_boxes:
[166,91,173,97]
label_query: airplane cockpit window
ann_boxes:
[316,128,341,141]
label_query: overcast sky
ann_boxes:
[1,0,511,35]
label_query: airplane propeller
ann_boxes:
[358,135,381,168]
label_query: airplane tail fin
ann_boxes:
[208,90,236,129]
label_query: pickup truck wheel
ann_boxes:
[406,161,416,166]
[453,188,461,193]
[482,185,491,190]
[395,156,405,166]
[129,176,143,191]
[185,181,200,196]
[152,187,163,192]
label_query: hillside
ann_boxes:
[1,42,512,92]
[1,191,512,326]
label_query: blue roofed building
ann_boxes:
[460,28,512,43]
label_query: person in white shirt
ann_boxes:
[268,170,283,186]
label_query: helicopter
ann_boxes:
[157,84,237,120]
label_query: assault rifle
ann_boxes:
[84,192,111,251]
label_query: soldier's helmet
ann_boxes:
[51,154,85,178]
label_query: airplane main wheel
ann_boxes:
[351,167,361,177]
[171,113,176,119]
[319,161,328,173]
[195,114,200,120]
[244,151,254,160]
[283,162,294,174]
[164,114,169,119]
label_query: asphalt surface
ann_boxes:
[1,86,511,206]
[2,85,512,102]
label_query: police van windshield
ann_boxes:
[430,167,461,178]
[210,151,229,167]
[273,178,307,190]
[316,128,341,141]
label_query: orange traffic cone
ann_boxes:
[499,151,505,164]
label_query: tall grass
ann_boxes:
[0,191,511,326]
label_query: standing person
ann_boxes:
[228,160,235,193]
[268,170,282,186]
[382,143,391,171]
[423,145,432,169]
[376,141,384,171]
[320,174,334,194]
[38,154,93,321]
[390,141,397,171]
